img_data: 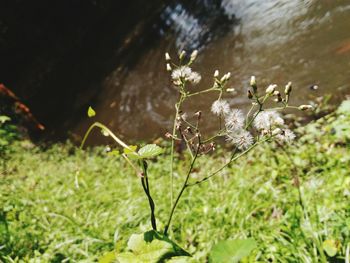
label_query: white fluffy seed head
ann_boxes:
[188,71,201,85]
[254,111,284,130]
[225,109,245,131]
[211,100,230,116]
[226,129,254,150]
[276,129,296,144]
[171,66,192,81]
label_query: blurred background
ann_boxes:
[0,0,350,142]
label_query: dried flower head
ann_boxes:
[211,100,230,116]
[298,105,313,111]
[225,109,245,131]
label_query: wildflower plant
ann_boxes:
[81,50,313,262]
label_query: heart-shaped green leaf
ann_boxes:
[137,144,164,159]
[209,238,257,263]
[114,230,190,263]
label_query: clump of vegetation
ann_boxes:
[1,51,349,262]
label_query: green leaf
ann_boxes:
[108,150,120,157]
[98,251,117,263]
[87,106,96,117]
[166,256,197,263]
[323,239,338,257]
[115,230,190,263]
[123,145,138,155]
[0,116,11,124]
[209,239,257,263]
[138,144,164,159]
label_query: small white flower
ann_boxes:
[211,100,230,116]
[166,63,172,72]
[188,71,201,84]
[276,129,296,144]
[171,66,192,81]
[227,129,254,150]
[254,111,284,130]
[225,109,244,131]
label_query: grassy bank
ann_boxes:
[1,102,350,262]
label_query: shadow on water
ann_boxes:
[1,0,350,143]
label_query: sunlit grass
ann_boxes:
[1,104,350,262]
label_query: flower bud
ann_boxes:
[190,50,198,62]
[195,111,202,118]
[266,84,277,95]
[250,76,257,92]
[165,52,171,61]
[285,82,292,95]
[221,72,231,82]
[214,70,219,78]
[298,105,313,111]
[179,50,186,60]
[166,63,172,72]
[273,90,280,96]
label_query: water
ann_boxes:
[75,0,350,142]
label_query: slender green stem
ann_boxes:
[187,87,220,97]
[188,137,271,186]
[140,161,157,231]
[80,122,134,152]
[170,94,185,208]
[164,136,201,235]
[245,104,257,127]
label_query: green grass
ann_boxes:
[1,102,350,262]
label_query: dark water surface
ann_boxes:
[73,0,350,142]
